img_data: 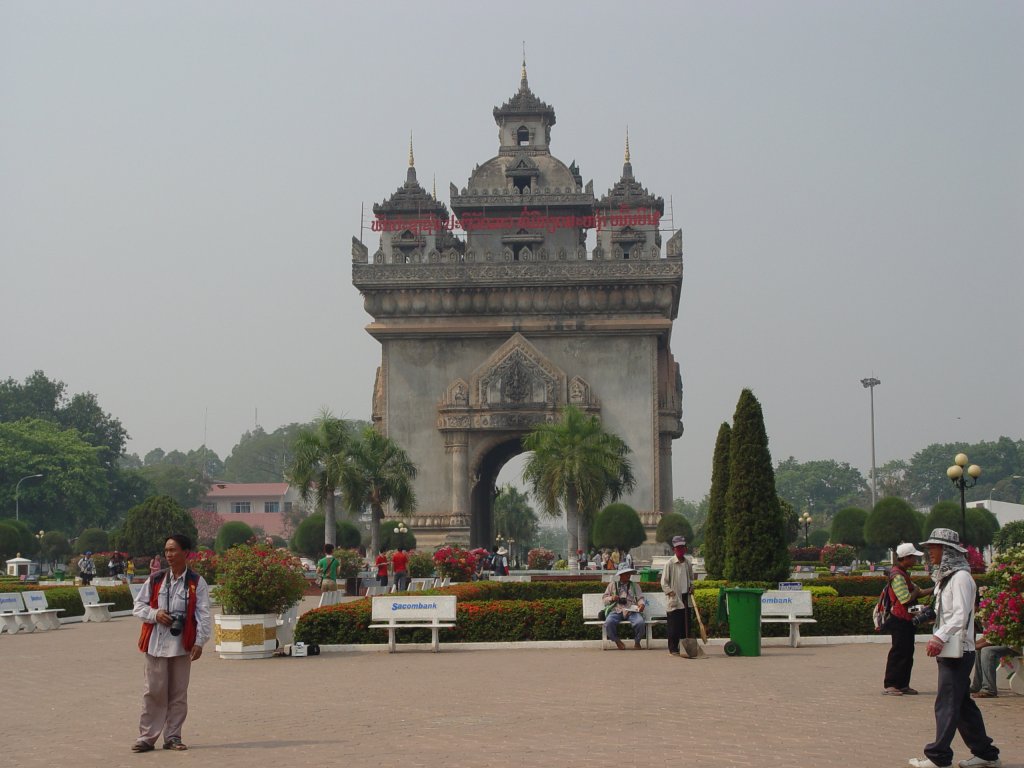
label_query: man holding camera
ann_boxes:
[882,542,932,695]
[131,533,211,753]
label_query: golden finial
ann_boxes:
[432,174,437,201]
[408,131,414,167]
[521,42,528,89]
[625,127,631,163]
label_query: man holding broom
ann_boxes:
[661,535,706,659]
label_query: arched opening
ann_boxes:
[469,437,523,548]
[516,125,530,146]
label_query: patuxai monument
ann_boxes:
[351,64,684,549]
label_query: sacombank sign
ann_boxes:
[392,602,438,611]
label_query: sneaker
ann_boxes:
[669,651,681,656]
[883,687,904,696]
[613,639,626,650]
[901,687,919,695]
[909,758,950,768]
[958,757,1002,768]
[162,738,187,751]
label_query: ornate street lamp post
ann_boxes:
[392,522,410,549]
[800,511,812,547]
[15,473,44,522]
[946,453,981,544]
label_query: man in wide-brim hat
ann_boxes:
[908,528,1001,768]
[602,563,646,650]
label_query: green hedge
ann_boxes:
[805,573,993,597]
[4,584,134,618]
[295,585,872,645]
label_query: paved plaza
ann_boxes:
[6,606,1021,768]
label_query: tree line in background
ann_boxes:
[673,436,1024,550]
[3,370,1022,567]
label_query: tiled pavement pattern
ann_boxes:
[5,607,1021,768]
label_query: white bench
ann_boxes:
[317,589,344,608]
[582,592,668,650]
[368,595,457,653]
[760,590,816,647]
[79,586,116,622]
[21,590,65,630]
[0,592,36,634]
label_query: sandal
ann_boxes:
[162,738,188,751]
[882,687,904,696]
[971,691,996,699]
[131,742,155,753]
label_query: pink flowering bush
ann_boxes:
[965,545,987,574]
[433,545,477,581]
[977,544,1024,649]
[527,547,556,570]
[213,540,308,615]
[820,543,856,567]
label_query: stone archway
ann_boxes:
[468,436,523,548]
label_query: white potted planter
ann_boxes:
[214,613,278,660]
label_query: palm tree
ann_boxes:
[522,405,635,567]
[286,411,351,546]
[339,427,418,557]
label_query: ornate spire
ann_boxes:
[406,132,416,184]
[432,174,437,201]
[521,42,528,91]
[408,131,415,168]
[624,127,631,163]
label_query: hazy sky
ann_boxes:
[2,2,1022,502]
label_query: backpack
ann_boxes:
[872,578,894,631]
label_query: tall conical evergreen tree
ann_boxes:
[703,422,731,579]
[723,389,790,582]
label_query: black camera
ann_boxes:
[168,613,186,636]
[617,597,629,606]
[910,606,936,627]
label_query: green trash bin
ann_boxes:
[722,587,765,657]
[640,568,659,582]
[54,569,65,582]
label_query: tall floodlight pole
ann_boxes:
[860,378,881,509]
[15,473,44,521]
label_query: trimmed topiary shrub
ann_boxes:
[77,528,110,554]
[655,513,693,546]
[214,521,254,553]
[592,503,646,552]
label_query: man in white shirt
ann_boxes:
[661,535,703,658]
[908,528,1001,768]
[131,533,211,753]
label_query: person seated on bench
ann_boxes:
[972,637,1020,699]
[603,564,646,650]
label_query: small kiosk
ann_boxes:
[5,556,40,580]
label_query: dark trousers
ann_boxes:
[883,618,916,689]
[666,606,691,654]
[924,652,999,767]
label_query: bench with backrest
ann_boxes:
[368,595,457,653]
[0,592,35,634]
[582,591,667,650]
[760,590,816,647]
[79,586,116,622]
[21,590,64,630]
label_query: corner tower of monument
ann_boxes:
[352,67,684,549]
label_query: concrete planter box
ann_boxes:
[214,613,278,660]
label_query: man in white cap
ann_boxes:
[661,535,699,658]
[882,542,931,695]
[602,563,646,650]
[908,528,1001,768]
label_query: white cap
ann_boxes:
[895,542,924,559]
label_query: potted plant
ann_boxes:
[329,547,364,596]
[432,545,477,582]
[212,540,307,659]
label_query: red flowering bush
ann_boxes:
[433,545,477,581]
[820,543,856,567]
[527,548,556,569]
[187,549,218,584]
[213,540,307,615]
[965,545,986,574]
[977,544,1024,648]
[789,546,823,562]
